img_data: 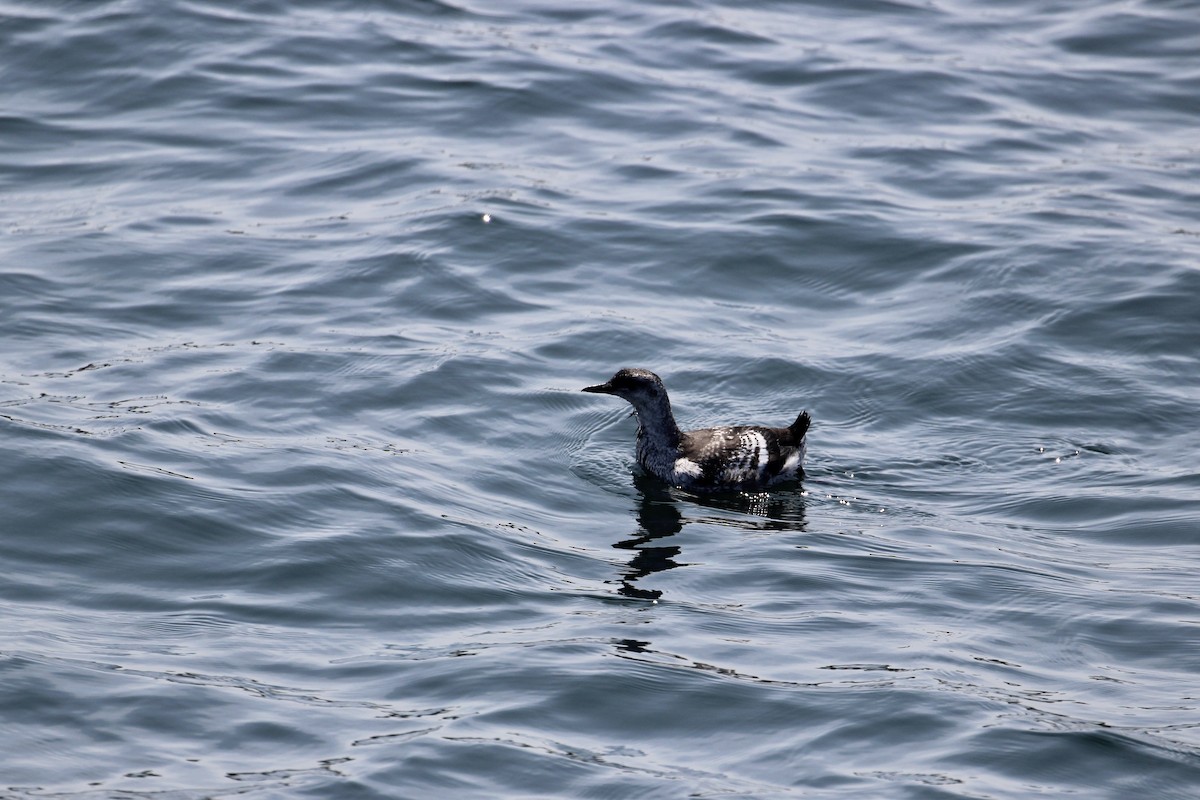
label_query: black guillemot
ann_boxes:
[582,368,811,493]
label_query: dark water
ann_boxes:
[3,1,1199,797]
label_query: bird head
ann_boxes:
[582,368,667,405]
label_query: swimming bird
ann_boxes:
[582,368,810,493]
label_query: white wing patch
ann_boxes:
[716,430,769,484]
[673,457,703,478]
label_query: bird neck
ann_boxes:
[631,392,681,451]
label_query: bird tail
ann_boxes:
[789,410,811,438]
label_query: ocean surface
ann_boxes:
[2,1,1199,797]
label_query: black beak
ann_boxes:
[582,381,614,394]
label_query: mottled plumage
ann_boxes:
[582,368,810,493]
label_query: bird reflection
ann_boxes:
[613,473,808,600]
[613,475,683,600]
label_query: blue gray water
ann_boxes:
[2,1,1199,797]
